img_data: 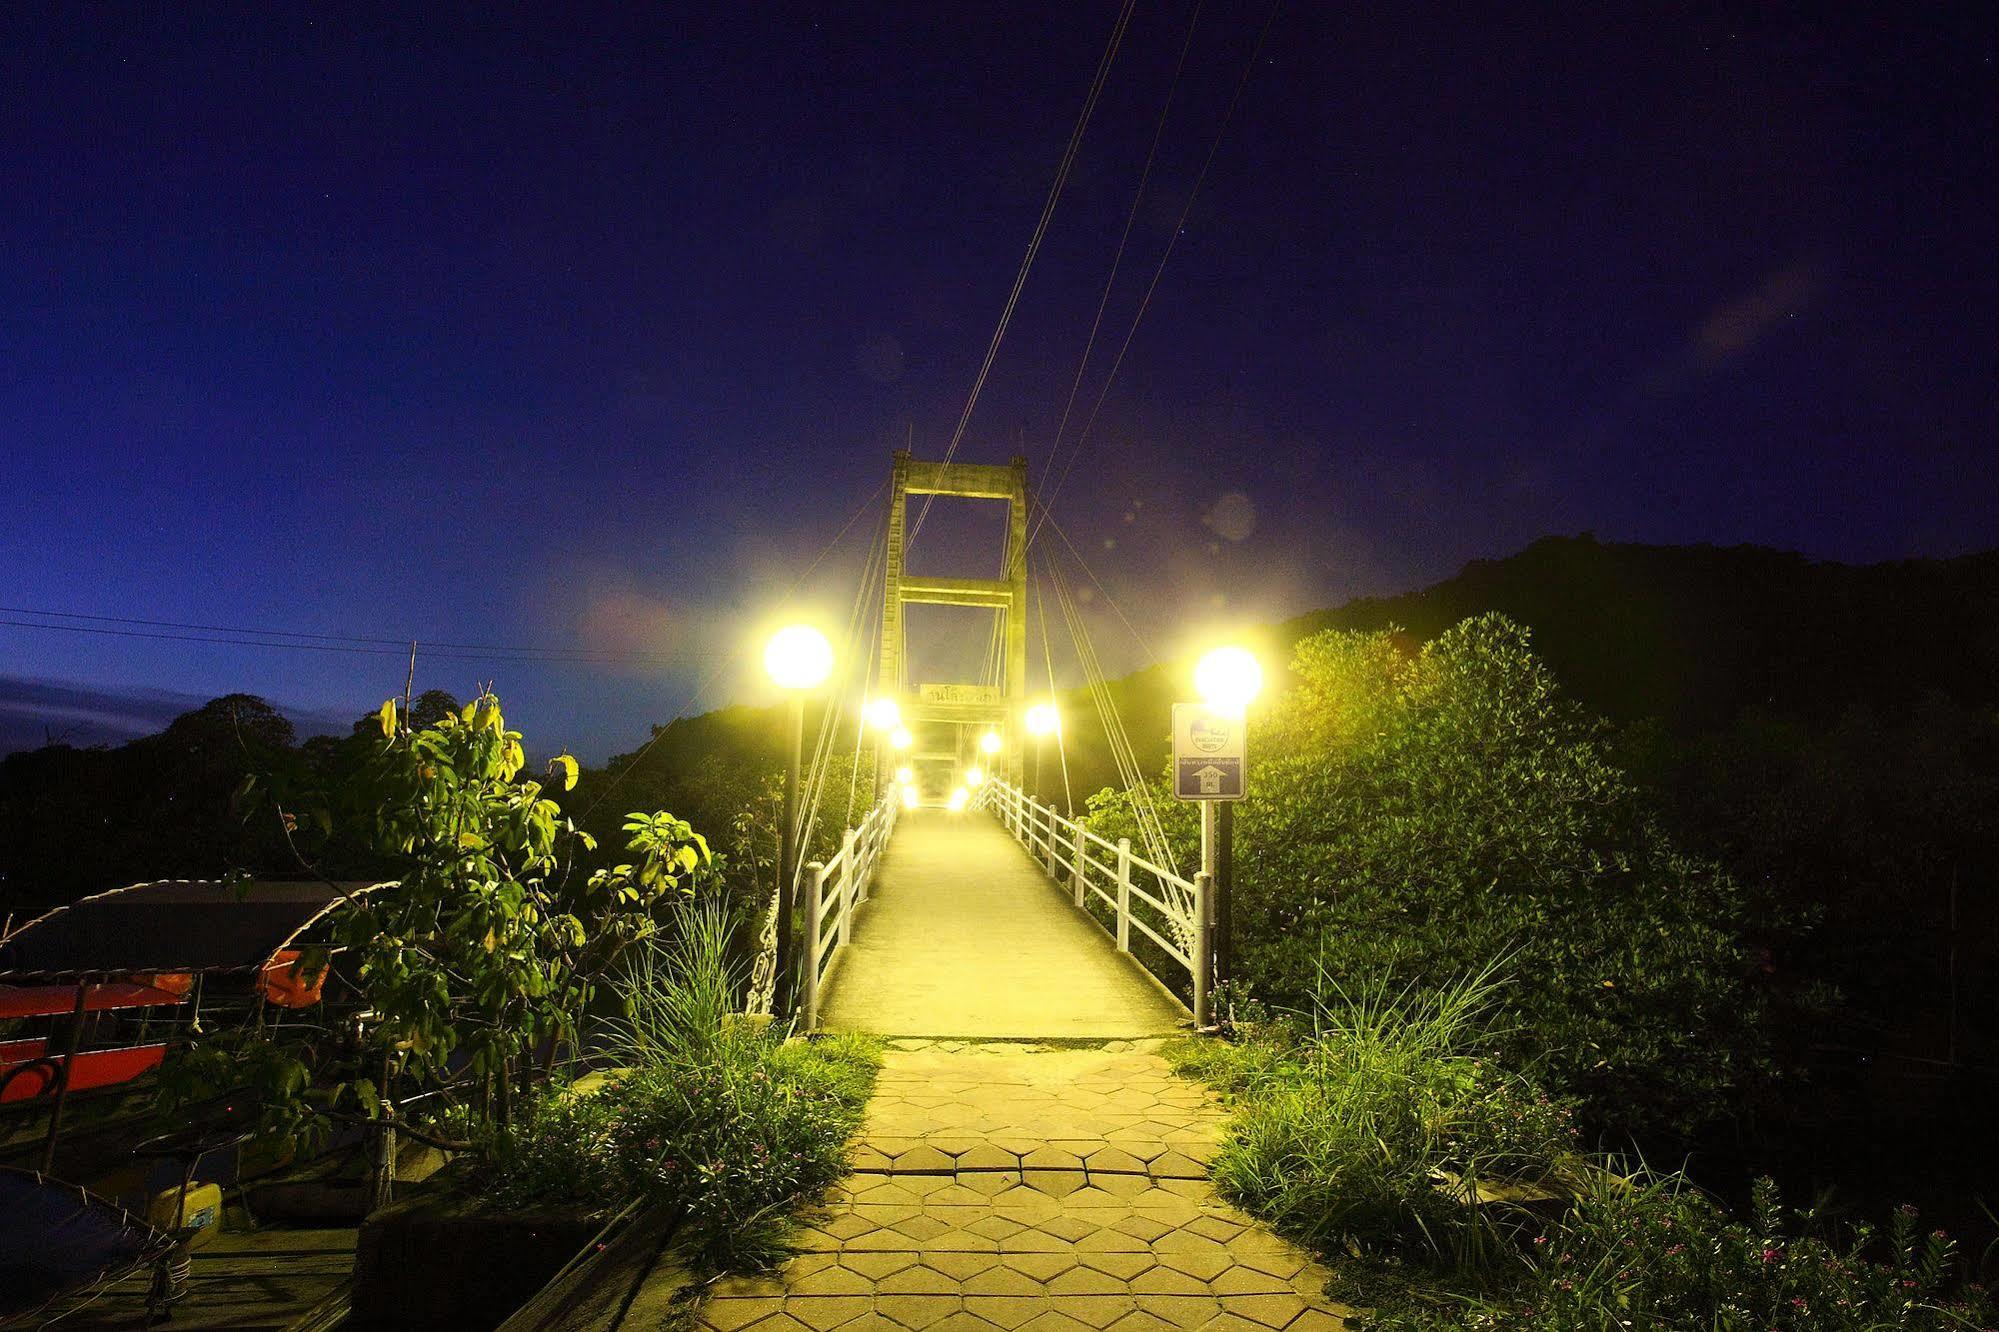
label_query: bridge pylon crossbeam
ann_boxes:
[878,449,1029,788]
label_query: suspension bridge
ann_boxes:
[768,447,1218,1040]
[583,451,1355,1332]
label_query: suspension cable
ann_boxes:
[1031,499,1161,665]
[1028,0,1206,539]
[1042,546,1177,882]
[1032,0,1282,544]
[909,0,1137,548]
[1032,561,1075,813]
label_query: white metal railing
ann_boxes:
[976,778,1210,1024]
[800,786,901,1028]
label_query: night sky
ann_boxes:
[3,4,1995,760]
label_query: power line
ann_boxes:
[0,615,710,668]
[0,604,695,660]
[0,606,661,660]
[908,0,1137,548]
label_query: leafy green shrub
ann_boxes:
[481,901,879,1270]
[165,691,709,1153]
[1093,614,1772,1138]
[1374,1177,1998,1331]
[1173,962,1582,1272]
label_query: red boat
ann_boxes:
[0,879,378,1165]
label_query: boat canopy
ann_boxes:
[0,981,186,1020]
[0,880,381,982]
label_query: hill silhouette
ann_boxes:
[1046,535,1999,800]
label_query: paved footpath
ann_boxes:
[693,1041,1352,1331]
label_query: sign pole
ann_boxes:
[774,693,804,1017]
[1216,801,1233,990]
[1174,701,1244,1017]
[1200,800,1218,890]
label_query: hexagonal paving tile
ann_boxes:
[678,1047,1346,1331]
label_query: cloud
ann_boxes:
[1639,258,1828,396]
[1692,260,1824,366]
[577,584,681,667]
[0,676,353,755]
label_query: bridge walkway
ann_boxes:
[816,808,1184,1039]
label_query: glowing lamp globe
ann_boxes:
[965,766,985,788]
[895,765,913,784]
[1025,703,1059,737]
[979,730,1002,755]
[765,625,833,690]
[889,725,913,751]
[1195,645,1263,717]
[901,784,920,809]
[946,787,969,812]
[865,697,901,731]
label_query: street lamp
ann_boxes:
[979,730,1001,755]
[1195,645,1263,719]
[1023,701,1059,807]
[766,624,832,1015]
[1194,645,1263,997]
[965,765,985,788]
[889,725,913,751]
[946,786,968,813]
[864,697,900,800]
[895,765,913,785]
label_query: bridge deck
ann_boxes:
[818,808,1186,1038]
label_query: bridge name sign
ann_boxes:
[919,683,1003,705]
[1171,704,1245,801]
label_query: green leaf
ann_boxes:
[378,699,398,738]
[551,754,579,791]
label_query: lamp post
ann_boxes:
[1194,646,1263,993]
[766,624,833,1016]
[1025,701,1058,807]
[865,697,900,802]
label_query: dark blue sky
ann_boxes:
[3,3,1994,760]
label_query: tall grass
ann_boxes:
[602,897,740,1071]
[484,899,880,1272]
[1174,958,1580,1274]
[1181,959,1999,1329]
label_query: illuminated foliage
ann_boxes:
[1092,614,1771,1139]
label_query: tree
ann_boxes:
[1088,614,1772,1140]
[169,691,712,1150]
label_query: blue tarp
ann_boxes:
[0,1166,170,1319]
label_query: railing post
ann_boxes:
[1193,871,1214,1029]
[839,828,857,943]
[1043,804,1058,879]
[1116,837,1132,953]
[802,860,826,1030]
[857,817,871,903]
[1070,821,1086,908]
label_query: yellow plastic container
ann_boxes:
[149,1181,223,1247]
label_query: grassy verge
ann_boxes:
[478,901,881,1273]
[1173,967,1996,1329]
